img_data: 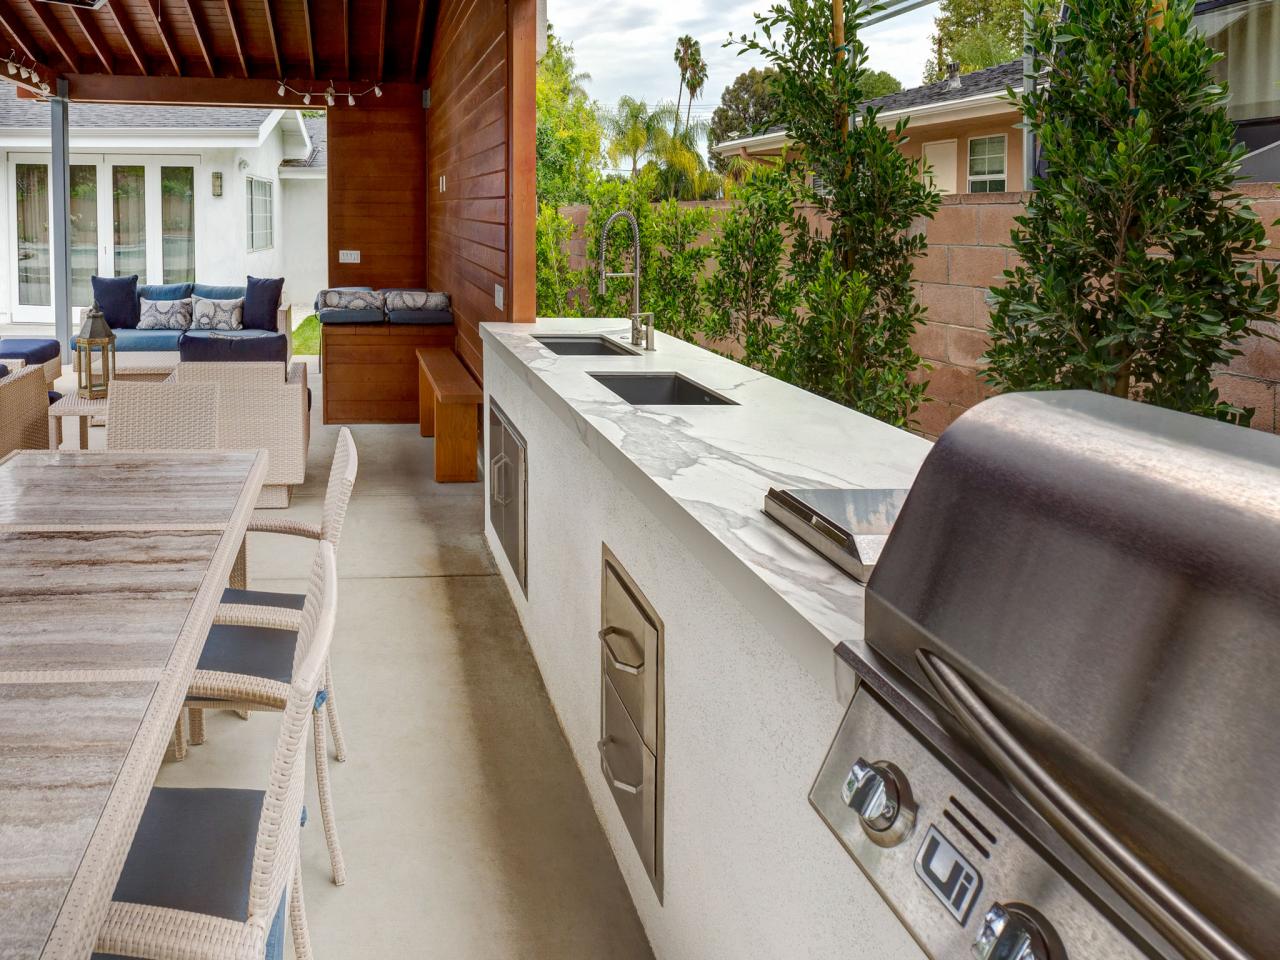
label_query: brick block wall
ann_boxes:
[910,184,1280,438]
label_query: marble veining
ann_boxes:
[0,450,259,530]
[481,319,933,681]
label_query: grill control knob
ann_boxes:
[973,903,1058,960]
[841,758,915,847]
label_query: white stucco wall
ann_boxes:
[281,176,328,314]
[195,133,287,287]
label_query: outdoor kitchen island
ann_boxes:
[479,317,932,960]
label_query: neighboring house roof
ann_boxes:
[281,116,327,173]
[714,60,1025,156]
[0,81,271,130]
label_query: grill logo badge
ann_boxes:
[913,825,982,925]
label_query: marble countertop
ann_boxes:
[480,318,933,692]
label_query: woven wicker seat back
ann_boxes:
[106,382,220,450]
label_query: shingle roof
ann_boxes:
[0,80,272,129]
[282,115,327,169]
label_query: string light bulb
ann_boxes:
[302,92,311,105]
[347,91,355,106]
[6,61,15,76]
[324,85,335,107]
[277,82,286,97]
[374,85,382,98]
[19,66,29,79]
[273,79,385,108]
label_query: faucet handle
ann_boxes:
[629,312,656,351]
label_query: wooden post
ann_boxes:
[507,0,537,324]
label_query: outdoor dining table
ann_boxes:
[0,448,267,960]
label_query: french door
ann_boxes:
[7,154,197,324]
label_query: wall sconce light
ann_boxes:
[211,171,223,197]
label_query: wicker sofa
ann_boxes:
[0,365,50,458]
[166,361,310,508]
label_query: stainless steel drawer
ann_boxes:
[599,674,661,895]
[601,550,661,751]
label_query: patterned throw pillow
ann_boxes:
[316,289,384,311]
[191,296,244,331]
[137,297,193,330]
[383,290,450,312]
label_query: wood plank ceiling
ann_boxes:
[0,0,436,87]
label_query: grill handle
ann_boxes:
[917,650,1251,960]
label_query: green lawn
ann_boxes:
[292,313,320,355]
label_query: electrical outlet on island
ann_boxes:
[495,284,504,310]
[338,250,361,264]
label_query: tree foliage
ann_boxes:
[707,68,781,173]
[923,0,1021,81]
[861,69,904,100]
[984,0,1280,424]
[536,27,603,208]
[731,0,940,425]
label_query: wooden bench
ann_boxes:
[322,322,455,425]
[416,347,483,482]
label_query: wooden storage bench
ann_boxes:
[417,347,483,482]
[321,322,455,424]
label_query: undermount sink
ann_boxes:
[590,373,738,406]
[534,334,639,357]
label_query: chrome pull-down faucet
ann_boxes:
[598,209,655,351]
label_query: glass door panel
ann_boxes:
[15,163,50,306]
[112,165,146,278]
[70,164,97,307]
[161,166,194,283]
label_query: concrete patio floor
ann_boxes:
[53,362,654,959]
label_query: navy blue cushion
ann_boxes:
[137,282,193,303]
[198,623,297,685]
[48,390,62,404]
[318,308,384,325]
[75,328,184,353]
[244,276,285,331]
[0,364,8,380]
[0,337,60,364]
[388,309,453,326]
[193,283,247,301]
[179,330,288,363]
[222,587,306,610]
[92,275,139,328]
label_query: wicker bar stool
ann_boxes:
[91,542,337,960]
[185,427,358,886]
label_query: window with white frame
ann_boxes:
[246,176,274,251]
[967,136,1007,193]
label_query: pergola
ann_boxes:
[0,0,539,370]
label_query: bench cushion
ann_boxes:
[0,338,60,364]
[319,308,384,325]
[388,309,453,326]
[179,330,288,363]
[138,282,193,303]
[193,283,248,301]
[102,328,186,352]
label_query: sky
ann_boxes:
[549,0,941,139]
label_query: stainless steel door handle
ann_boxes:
[598,627,644,675]
[490,452,510,505]
[917,650,1250,960]
[597,738,642,794]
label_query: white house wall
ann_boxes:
[281,177,327,313]
[195,129,287,286]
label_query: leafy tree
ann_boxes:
[536,27,604,208]
[862,69,903,100]
[984,0,1280,424]
[606,96,656,176]
[707,68,781,173]
[673,35,697,135]
[644,110,723,200]
[535,204,581,317]
[683,47,709,131]
[732,0,940,426]
[923,0,1021,81]
[647,201,713,341]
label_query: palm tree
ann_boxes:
[683,47,708,131]
[645,109,721,200]
[607,96,654,177]
[672,35,696,136]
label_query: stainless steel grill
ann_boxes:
[813,390,1280,960]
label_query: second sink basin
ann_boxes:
[590,373,738,406]
[534,334,639,357]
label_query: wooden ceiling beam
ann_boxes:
[25,1,81,72]
[139,0,182,76]
[376,0,386,82]
[262,0,281,78]
[104,1,148,76]
[342,0,349,81]
[301,0,315,79]
[410,0,427,80]
[71,8,114,74]
[66,73,426,108]
[222,0,248,78]
[178,0,215,76]
[0,2,43,64]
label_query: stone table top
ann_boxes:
[0,450,261,532]
[0,450,266,960]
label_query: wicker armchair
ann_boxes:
[91,542,337,960]
[0,365,50,458]
[185,427,358,886]
[105,381,220,450]
[169,362,310,508]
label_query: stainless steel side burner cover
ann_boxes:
[866,390,1280,960]
[764,487,909,582]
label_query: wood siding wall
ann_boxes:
[427,0,536,380]
[327,104,428,290]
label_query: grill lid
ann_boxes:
[866,391,1280,960]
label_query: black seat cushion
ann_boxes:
[222,587,306,611]
[198,623,297,685]
[92,786,286,959]
[178,330,288,363]
[0,337,60,364]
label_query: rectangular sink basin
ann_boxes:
[533,334,639,357]
[590,373,737,406]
